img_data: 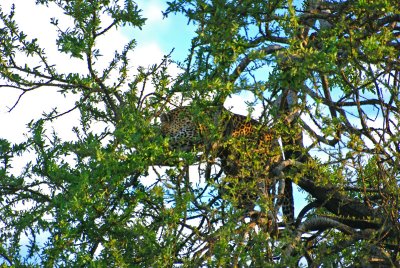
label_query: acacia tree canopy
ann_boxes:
[0,0,399,266]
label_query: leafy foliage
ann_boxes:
[0,0,399,266]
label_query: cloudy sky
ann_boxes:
[0,1,190,141]
[0,0,259,143]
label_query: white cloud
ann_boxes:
[142,1,166,24]
[0,1,171,146]
[0,1,78,144]
[225,93,263,118]
[132,42,165,67]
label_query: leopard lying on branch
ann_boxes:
[159,105,294,224]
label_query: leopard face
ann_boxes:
[160,106,200,152]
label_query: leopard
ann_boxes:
[160,105,295,224]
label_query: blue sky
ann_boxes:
[126,0,196,63]
[0,1,194,141]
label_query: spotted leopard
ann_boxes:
[160,105,294,223]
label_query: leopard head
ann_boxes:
[160,106,200,152]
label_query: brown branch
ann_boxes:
[296,176,378,220]
[285,216,361,256]
[295,200,319,227]
[228,44,284,82]
[271,158,380,223]
[320,73,341,141]
[377,14,400,27]
[95,21,117,37]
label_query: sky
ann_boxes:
[0,0,261,143]
[0,0,184,142]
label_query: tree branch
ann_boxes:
[228,44,284,82]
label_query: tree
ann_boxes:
[0,0,399,266]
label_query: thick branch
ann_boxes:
[271,159,379,223]
[285,216,362,256]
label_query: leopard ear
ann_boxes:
[160,113,170,123]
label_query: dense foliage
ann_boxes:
[0,0,399,266]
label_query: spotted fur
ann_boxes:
[160,106,294,223]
